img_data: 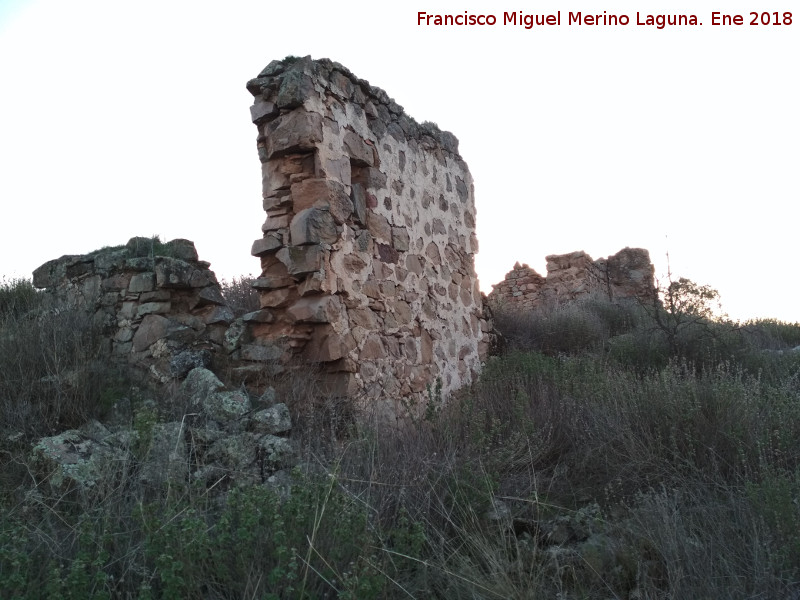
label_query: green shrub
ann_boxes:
[0,277,41,320]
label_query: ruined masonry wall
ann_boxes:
[242,57,489,413]
[489,248,656,310]
[32,237,233,382]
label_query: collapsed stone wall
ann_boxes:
[489,248,656,311]
[32,237,233,382]
[239,56,490,413]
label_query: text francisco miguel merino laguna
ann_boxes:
[418,11,762,29]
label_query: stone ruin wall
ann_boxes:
[29,57,492,416]
[32,237,233,382]
[489,248,656,311]
[239,57,491,413]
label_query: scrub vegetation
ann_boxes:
[1,275,799,599]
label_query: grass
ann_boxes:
[1,278,799,598]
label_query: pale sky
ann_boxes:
[1,0,797,322]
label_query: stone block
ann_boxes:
[32,259,65,288]
[304,328,355,362]
[377,244,399,264]
[137,302,171,317]
[391,227,410,252]
[129,272,155,293]
[203,390,251,423]
[276,70,315,108]
[250,99,278,123]
[169,350,212,378]
[248,403,291,435]
[102,273,132,291]
[202,305,235,325]
[351,183,367,226]
[360,334,386,360]
[164,239,199,262]
[264,111,324,159]
[140,290,171,302]
[197,285,226,306]
[298,273,325,296]
[259,288,293,308]
[182,367,225,405]
[343,130,376,167]
[251,234,283,256]
[241,343,283,362]
[287,295,344,324]
[366,212,391,243]
[242,309,275,323]
[290,207,338,246]
[252,275,294,290]
[291,178,353,224]
[133,315,175,352]
[349,308,379,330]
[155,257,195,289]
[276,245,323,276]
[261,214,291,232]
[124,257,153,272]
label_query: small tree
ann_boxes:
[641,252,727,359]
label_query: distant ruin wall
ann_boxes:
[489,248,656,310]
[32,237,232,382]
[241,57,490,412]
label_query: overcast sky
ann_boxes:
[1,0,797,322]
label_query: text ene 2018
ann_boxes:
[712,12,792,25]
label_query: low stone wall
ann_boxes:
[32,237,232,382]
[238,56,491,414]
[489,248,656,310]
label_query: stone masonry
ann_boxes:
[489,248,656,311]
[32,237,232,382]
[239,56,491,414]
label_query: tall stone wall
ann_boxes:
[241,56,490,413]
[489,247,656,310]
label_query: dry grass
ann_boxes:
[1,279,799,598]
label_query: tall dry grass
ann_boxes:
[1,280,799,598]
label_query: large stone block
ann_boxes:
[154,257,195,289]
[276,245,323,275]
[290,208,338,246]
[276,70,315,108]
[287,295,345,324]
[250,99,278,124]
[343,130,376,167]
[241,343,283,362]
[164,239,199,262]
[132,314,182,352]
[304,326,356,362]
[291,178,353,224]
[264,111,324,159]
[129,272,155,293]
[251,234,283,256]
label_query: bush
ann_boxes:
[219,275,260,317]
[0,281,123,440]
[0,276,40,320]
[494,294,641,355]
